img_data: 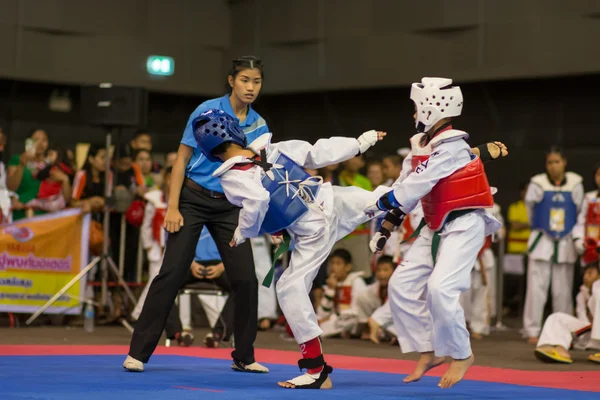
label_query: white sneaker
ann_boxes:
[123,355,144,372]
[232,359,269,373]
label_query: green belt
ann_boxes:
[402,209,473,264]
[262,231,292,288]
[527,231,559,264]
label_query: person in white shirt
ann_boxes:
[535,264,600,363]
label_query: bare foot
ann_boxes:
[404,352,446,383]
[369,332,380,344]
[527,336,539,345]
[470,332,483,340]
[438,354,474,389]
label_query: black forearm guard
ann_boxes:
[384,208,406,229]
[477,144,493,162]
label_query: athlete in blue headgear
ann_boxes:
[193,108,389,389]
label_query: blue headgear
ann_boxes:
[192,109,247,162]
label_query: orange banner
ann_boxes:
[0,209,90,314]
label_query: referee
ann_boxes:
[124,56,269,373]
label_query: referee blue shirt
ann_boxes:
[181,94,269,193]
[195,228,221,262]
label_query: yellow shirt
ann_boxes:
[507,200,530,254]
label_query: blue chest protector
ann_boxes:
[258,153,320,234]
[532,190,577,239]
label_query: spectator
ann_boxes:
[25,148,73,213]
[534,263,600,363]
[164,228,234,349]
[366,160,385,188]
[133,149,155,189]
[71,144,110,218]
[381,154,403,186]
[317,249,367,338]
[354,255,396,343]
[7,129,49,220]
[130,130,152,152]
[165,152,178,168]
[130,167,171,321]
[507,182,531,254]
[523,147,584,345]
[0,127,13,223]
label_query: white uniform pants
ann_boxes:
[251,236,278,321]
[538,312,592,350]
[178,293,228,331]
[276,184,388,344]
[371,300,397,336]
[320,313,359,337]
[131,260,162,320]
[460,267,491,335]
[388,211,486,360]
[523,259,574,337]
[355,289,382,324]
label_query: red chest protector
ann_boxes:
[410,129,494,231]
[585,195,600,241]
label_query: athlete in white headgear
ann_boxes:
[365,77,505,389]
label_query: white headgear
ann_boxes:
[410,77,463,132]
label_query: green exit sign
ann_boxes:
[147,56,174,76]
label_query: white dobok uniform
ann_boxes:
[523,172,584,338]
[538,282,600,351]
[386,129,501,360]
[214,134,389,344]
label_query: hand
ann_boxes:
[270,233,285,246]
[190,261,206,279]
[357,130,387,154]
[488,141,508,159]
[135,186,148,197]
[370,231,389,253]
[326,274,338,290]
[80,200,92,213]
[88,196,105,210]
[49,167,69,184]
[11,198,25,210]
[229,226,246,247]
[205,263,225,279]
[164,207,184,233]
[19,151,35,165]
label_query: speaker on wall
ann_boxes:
[81,83,148,127]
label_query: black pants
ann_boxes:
[164,263,234,341]
[129,184,258,364]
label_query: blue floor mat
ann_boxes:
[0,355,597,400]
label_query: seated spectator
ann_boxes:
[7,129,50,220]
[317,249,367,338]
[164,228,233,348]
[25,148,73,213]
[353,256,396,343]
[534,264,600,363]
[130,167,171,321]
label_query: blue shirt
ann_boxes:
[195,228,221,262]
[181,94,269,192]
